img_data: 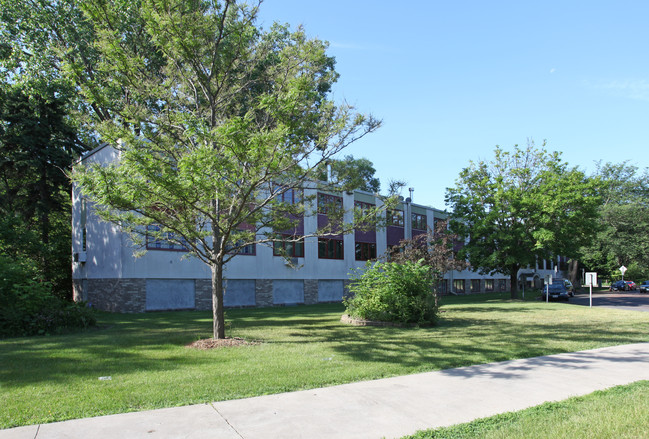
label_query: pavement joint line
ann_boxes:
[32,424,40,439]
[210,402,244,438]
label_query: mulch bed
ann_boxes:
[186,337,259,350]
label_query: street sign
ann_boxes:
[620,266,627,275]
[545,274,553,285]
[585,272,598,287]
[586,272,597,308]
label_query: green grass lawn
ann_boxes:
[2,292,649,429]
[405,380,649,439]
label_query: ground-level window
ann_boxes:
[273,235,304,257]
[471,279,481,293]
[485,279,494,292]
[498,279,507,292]
[438,279,448,294]
[319,238,344,259]
[453,279,465,294]
[355,242,376,261]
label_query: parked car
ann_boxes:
[639,281,649,293]
[541,283,570,301]
[563,279,575,296]
[610,280,628,291]
[626,281,637,290]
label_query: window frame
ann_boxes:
[146,224,189,252]
[317,193,343,215]
[387,209,404,227]
[412,213,427,230]
[273,235,305,258]
[318,238,344,260]
[354,241,376,261]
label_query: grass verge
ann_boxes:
[404,380,649,439]
[2,292,649,428]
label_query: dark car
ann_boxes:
[626,281,637,290]
[639,281,649,293]
[541,283,570,301]
[610,280,628,291]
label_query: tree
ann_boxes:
[72,0,385,339]
[0,80,87,298]
[389,219,467,306]
[580,162,649,280]
[445,142,601,299]
[319,155,380,193]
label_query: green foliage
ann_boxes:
[580,162,649,278]
[0,254,96,338]
[66,1,382,338]
[344,260,437,324]
[319,154,381,192]
[0,81,88,299]
[446,141,601,297]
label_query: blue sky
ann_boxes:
[256,1,649,209]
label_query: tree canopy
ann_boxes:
[445,142,601,298]
[63,0,385,338]
[580,161,649,280]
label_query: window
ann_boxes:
[354,200,374,213]
[273,235,304,258]
[412,213,427,230]
[276,187,301,205]
[318,238,344,259]
[498,279,507,292]
[438,279,448,294]
[387,209,404,227]
[453,279,465,294]
[146,225,189,251]
[355,242,376,261]
[471,279,481,293]
[227,241,256,255]
[318,193,343,214]
[485,279,494,292]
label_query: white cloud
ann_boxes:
[586,79,649,102]
[550,68,556,74]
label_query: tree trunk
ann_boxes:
[510,265,519,299]
[568,259,580,291]
[211,262,226,339]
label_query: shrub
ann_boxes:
[343,260,437,325]
[0,254,96,338]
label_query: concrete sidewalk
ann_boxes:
[4,343,649,439]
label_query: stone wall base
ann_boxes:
[74,278,348,313]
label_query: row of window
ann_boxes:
[438,278,508,294]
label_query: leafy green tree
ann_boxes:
[72,0,384,339]
[0,81,87,298]
[581,162,649,280]
[344,260,436,325]
[388,219,467,306]
[319,155,381,192]
[445,142,601,299]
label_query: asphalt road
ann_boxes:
[568,290,649,312]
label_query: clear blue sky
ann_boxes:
[256,1,649,209]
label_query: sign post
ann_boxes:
[545,275,552,303]
[585,272,598,308]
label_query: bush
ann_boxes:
[0,254,96,338]
[343,260,437,325]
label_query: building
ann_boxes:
[72,144,558,312]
